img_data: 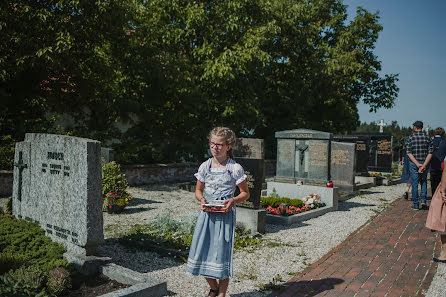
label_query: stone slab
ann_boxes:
[330,141,356,192]
[63,253,112,276]
[99,282,167,297]
[235,207,266,234]
[275,129,332,140]
[100,263,167,297]
[13,133,103,255]
[266,182,338,210]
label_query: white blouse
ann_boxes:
[194,160,247,185]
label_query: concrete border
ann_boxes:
[266,205,333,226]
[64,253,167,297]
[99,263,167,297]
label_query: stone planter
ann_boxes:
[266,205,333,226]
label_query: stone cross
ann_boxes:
[377,119,387,133]
[13,151,27,201]
[425,125,430,135]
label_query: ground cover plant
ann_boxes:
[0,213,71,296]
[116,213,275,261]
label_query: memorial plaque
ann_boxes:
[276,139,295,182]
[12,133,103,255]
[330,142,356,192]
[275,129,332,184]
[353,133,393,172]
[233,138,264,159]
[333,135,370,174]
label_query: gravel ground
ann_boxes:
[99,183,446,297]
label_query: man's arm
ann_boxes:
[420,154,432,173]
[407,153,422,168]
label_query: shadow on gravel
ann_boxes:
[359,190,385,195]
[337,201,375,211]
[265,221,310,234]
[273,277,345,297]
[127,197,163,207]
[99,238,184,273]
[135,183,185,192]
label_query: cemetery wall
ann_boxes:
[2,160,277,189]
[0,170,13,197]
[123,160,277,186]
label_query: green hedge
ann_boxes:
[0,214,68,274]
[261,197,304,208]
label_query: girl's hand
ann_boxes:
[200,198,207,212]
[222,198,235,212]
[441,190,446,202]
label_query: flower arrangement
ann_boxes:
[302,193,322,209]
[103,191,131,213]
[102,161,132,213]
[265,193,325,216]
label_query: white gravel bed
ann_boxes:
[99,183,445,296]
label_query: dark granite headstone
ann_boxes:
[333,135,370,175]
[330,142,356,192]
[275,129,332,185]
[353,133,393,172]
[233,138,264,209]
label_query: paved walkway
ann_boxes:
[269,197,441,297]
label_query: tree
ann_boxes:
[0,0,399,167]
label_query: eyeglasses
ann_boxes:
[209,141,226,149]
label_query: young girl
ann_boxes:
[186,127,250,297]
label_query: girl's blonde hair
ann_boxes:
[209,127,236,159]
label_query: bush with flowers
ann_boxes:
[102,161,132,213]
[264,193,325,216]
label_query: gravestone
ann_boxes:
[233,138,266,234]
[101,147,115,164]
[353,132,393,172]
[275,129,332,185]
[333,135,369,175]
[330,142,356,192]
[13,133,103,255]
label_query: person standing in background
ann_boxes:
[406,121,433,210]
[400,136,412,199]
[430,127,445,194]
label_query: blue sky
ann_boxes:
[343,0,446,130]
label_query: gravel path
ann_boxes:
[99,183,446,296]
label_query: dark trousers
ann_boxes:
[430,170,443,195]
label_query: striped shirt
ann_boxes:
[406,131,433,162]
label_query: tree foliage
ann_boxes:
[0,0,399,167]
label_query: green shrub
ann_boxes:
[0,214,68,273]
[46,267,71,296]
[7,265,46,291]
[261,197,304,208]
[102,161,132,213]
[5,197,12,214]
[0,273,48,297]
[0,252,25,275]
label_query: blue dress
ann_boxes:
[186,158,243,279]
[400,150,412,184]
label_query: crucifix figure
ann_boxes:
[296,144,309,167]
[14,151,27,202]
[377,119,387,133]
